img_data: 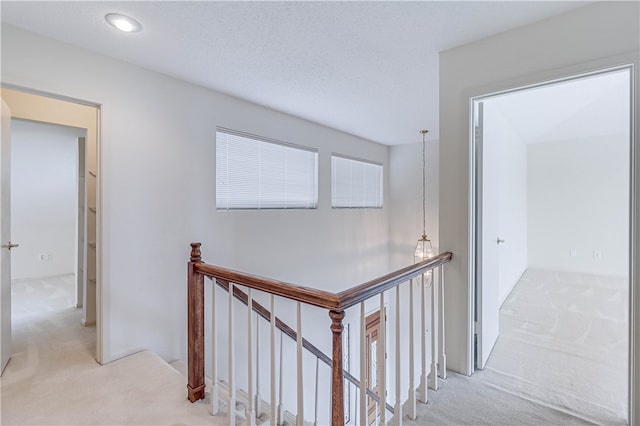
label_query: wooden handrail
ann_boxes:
[216,278,393,411]
[216,278,333,365]
[187,242,453,425]
[194,249,452,311]
[336,252,452,309]
[195,262,340,310]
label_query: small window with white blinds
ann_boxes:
[216,128,318,210]
[331,154,383,208]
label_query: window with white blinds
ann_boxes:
[216,128,318,210]
[331,154,383,208]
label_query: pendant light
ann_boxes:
[414,130,434,262]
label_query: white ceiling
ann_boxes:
[1,1,593,146]
[486,69,630,145]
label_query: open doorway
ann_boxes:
[11,119,87,324]
[472,67,632,424]
[0,87,101,369]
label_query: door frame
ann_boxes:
[365,309,380,426]
[363,305,387,425]
[1,85,103,364]
[76,136,86,309]
[469,63,636,422]
[1,98,12,374]
[472,99,504,370]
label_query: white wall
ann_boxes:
[527,134,629,276]
[1,25,390,366]
[483,103,528,306]
[439,1,639,379]
[10,119,83,280]
[384,140,440,423]
[389,140,439,269]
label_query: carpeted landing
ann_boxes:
[2,301,590,426]
[1,276,217,425]
[2,275,603,425]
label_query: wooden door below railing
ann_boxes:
[365,310,380,426]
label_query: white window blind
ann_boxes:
[216,128,318,210]
[331,155,383,208]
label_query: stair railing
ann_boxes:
[187,242,452,426]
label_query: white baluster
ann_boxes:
[359,302,367,426]
[418,275,428,404]
[429,271,439,391]
[229,283,236,425]
[247,289,256,426]
[296,302,304,426]
[407,279,416,419]
[255,314,263,418]
[438,265,447,379]
[270,296,277,426]
[314,356,319,426]
[393,286,402,426]
[378,293,386,426]
[277,331,284,425]
[354,386,359,426]
[211,279,220,415]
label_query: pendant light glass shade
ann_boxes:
[415,234,434,261]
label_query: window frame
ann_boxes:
[216,127,319,210]
[331,153,384,209]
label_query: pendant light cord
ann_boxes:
[421,130,427,237]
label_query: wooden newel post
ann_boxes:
[187,242,206,402]
[329,309,346,426]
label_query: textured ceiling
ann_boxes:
[1,1,592,146]
[487,69,630,145]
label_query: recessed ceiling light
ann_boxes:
[105,13,142,33]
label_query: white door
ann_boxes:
[1,98,13,374]
[475,101,501,369]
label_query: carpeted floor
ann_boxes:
[11,274,77,325]
[480,269,628,425]
[1,275,217,425]
[408,371,593,426]
[2,274,614,425]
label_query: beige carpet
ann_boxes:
[11,274,77,324]
[2,274,607,426]
[1,276,218,425]
[406,371,593,426]
[480,269,628,425]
